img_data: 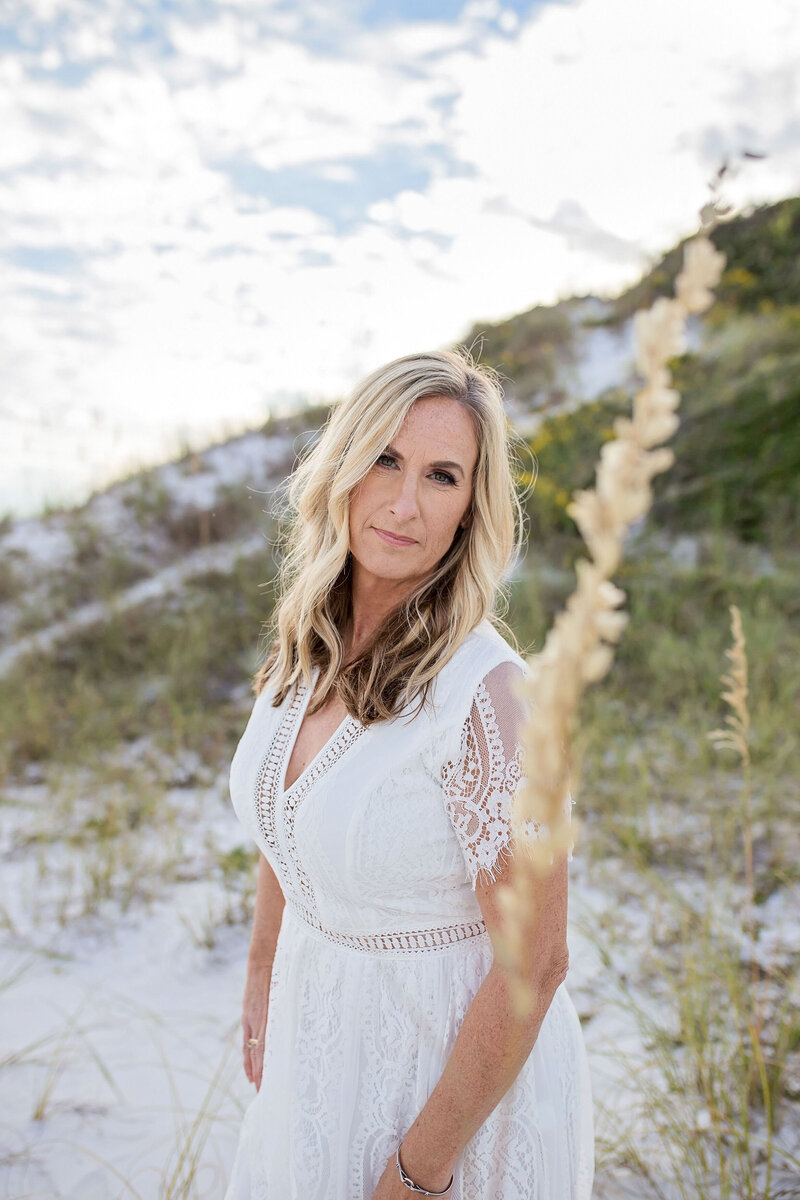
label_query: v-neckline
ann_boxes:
[279,665,357,798]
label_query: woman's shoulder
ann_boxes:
[457,617,530,677]
[429,617,530,725]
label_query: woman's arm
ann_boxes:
[393,852,569,1192]
[248,851,285,972]
[241,852,285,1089]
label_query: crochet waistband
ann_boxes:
[284,901,490,956]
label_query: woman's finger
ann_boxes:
[242,1025,266,1087]
[251,1041,265,1090]
[242,1023,257,1081]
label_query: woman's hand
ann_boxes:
[369,1149,454,1199]
[241,963,272,1090]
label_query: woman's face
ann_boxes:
[348,395,479,595]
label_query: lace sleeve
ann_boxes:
[440,659,574,889]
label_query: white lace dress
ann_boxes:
[224,618,594,1200]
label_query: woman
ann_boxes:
[225,346,594,1199]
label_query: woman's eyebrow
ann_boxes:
[384,444,464,478]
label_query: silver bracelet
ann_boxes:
[395,1145,454,1195]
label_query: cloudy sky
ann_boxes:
[2,0,798,517]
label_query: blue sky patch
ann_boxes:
[214,144,450,233]
[357,0,570,29]
[4,245,85,274]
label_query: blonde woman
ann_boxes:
[224,347,594,1199]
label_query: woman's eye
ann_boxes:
[375,455,455,486]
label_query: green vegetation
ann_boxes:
[501,209,800,553]
[516,391,631,546]
[590,196,800,327]
[463,300,577,400]
[0,550,276,779]
[513,313,800,554]
[655,308,800,545]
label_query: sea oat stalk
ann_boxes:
[705,604,778,1196]
[707,605,764,1018]
[494,212,727,1019]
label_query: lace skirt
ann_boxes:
[224,904,594,1200]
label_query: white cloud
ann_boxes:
[167,12,248,70]
[497,10,519,35]
[174,40,451,169]
[450,0,800,242]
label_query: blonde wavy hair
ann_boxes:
[253,345,530,724]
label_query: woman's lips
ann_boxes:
[373,527,416,547]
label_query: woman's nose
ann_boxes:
[389,472,421,520]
